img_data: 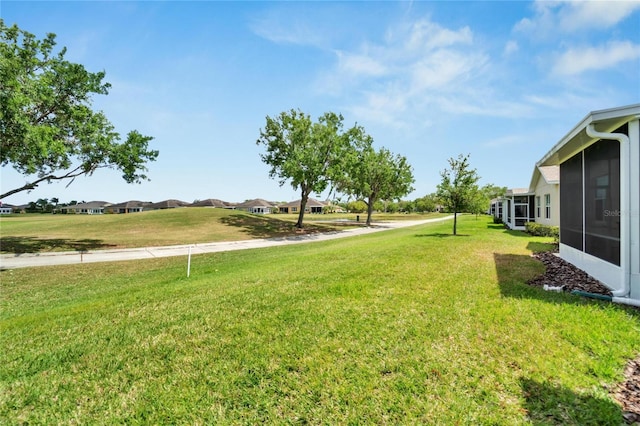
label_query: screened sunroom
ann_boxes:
[536,104,640,307]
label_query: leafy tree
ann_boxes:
[468,187,489,218]
[414,193,438,213]
[398,200,415,213]
[257,110,350,228]
[0,21,158,200]
[480,184,507,201]
[335,128,414,226]
[436,154,480,235]
[385,201,399,214]
[468,184,507,219]
[347,200,367,214]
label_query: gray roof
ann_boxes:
[505,188,532,196]
[189,198,230,208]
[108,200,152,209]
[235,198,277,208]
[66,201,111,209]
[538,165,559,184]
[147,199,189,209]
[280,198,327,208]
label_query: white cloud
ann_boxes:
[409,49,488,92]
[515,0,640,35]
[504,40,519,56]
[558,1,640,32]
[552,40,640,75]
[404,20,473,51]
[316,17,494,126]
[335,51,388,77]
[249,11,329,48]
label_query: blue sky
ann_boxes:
[2,1,639,205]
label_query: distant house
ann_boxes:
[493,188,534,230]
[62,201,110,215]
[278,198,327,214]
[529,165,560,227]
[491,165,560,230]
[147,199,189,210]
[536,104,640,307]
[105,201,151,214]
[189,199,234,209]
[0,203,14,214]
[235,198,277,214]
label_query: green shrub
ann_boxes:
[525,222,559,242]
[492,216,503,224]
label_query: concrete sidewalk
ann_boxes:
[0,216,453,269]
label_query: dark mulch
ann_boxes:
[527,251,640,424]
[528,251,612,295]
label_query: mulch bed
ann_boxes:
[527,251,640,423]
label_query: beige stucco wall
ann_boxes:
[533,179,559,227]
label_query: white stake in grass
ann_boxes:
[187,245,193,277]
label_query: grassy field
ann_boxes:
[1,215,639,424]
[0,209,445,253]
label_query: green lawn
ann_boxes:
[0,209,446,253]
[1,215,638,424]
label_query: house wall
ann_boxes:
[558,119,639,299]
[628,119,640,301]
[533,180,559,227]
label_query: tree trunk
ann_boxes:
[453,211,458,235]
[366,199,374,226]
[296,191,310,228]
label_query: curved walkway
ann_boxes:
[0,215,453,269]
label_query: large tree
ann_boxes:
[436,154,480,235]
[336,128,414,226]
[0,21,158,200]
[256,109,350,228]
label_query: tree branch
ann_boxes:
[0,165,87,199]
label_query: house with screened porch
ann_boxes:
[490,165,559,231]
[536,104,640,307]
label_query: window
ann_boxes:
[560,152,583,250]
[514,196,529,227]
[545,194,551,219]
[584,139,620,266]
[536,196,541,218]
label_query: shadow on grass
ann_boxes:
[415,233,470,238]
[520,377,623,425]
[494,252,640,318]
[527,241,558,253]
[0,236,115,254]
[487,223,505,230]
[219,213,340,239]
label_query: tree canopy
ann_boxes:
[436,154,480,235]
[256,109,350,228]
[0,21,158,200]
[335,126,414,225]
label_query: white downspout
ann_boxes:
[585,123,630,298]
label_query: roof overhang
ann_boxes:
[537,104,640,167]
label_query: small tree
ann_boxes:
[0,21,158,200]
[436,154,480,235]
[256,110,350,228]
[335,127,414,226]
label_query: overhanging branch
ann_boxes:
[0,165,88,199]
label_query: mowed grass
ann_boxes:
[0,209,446,253]
[0,208,367,253]
[1,216,639,424]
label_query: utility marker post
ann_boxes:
[187,245,193,278]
